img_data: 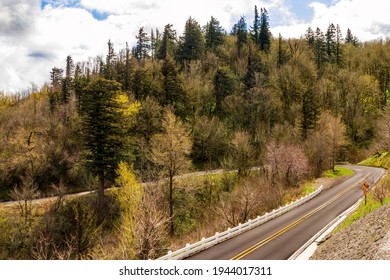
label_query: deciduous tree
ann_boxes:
[149,109,192,236]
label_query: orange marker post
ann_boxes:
[361,181,369,205]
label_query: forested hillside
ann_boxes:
[1,6,390,259]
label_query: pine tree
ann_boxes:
[305,27,315,47]
[80,78,133,212]
[326,23,336,64]
[157,24,176,60]
[161,55,188,118]
[345,28,359,46]
[250,5,261,45]
[244,45,262,90]
[104,40,117,80]
[259,8,271,52]
[314,28,326,69]
[232,16,248,52]
[301,89,319,140]
[135,27,151,64]
[205,16,225,52]
[61,55,74,104]
[213,67,238,117]
[176,17,205,65]
[49,67,63,111]
[74,63,87,112]
[123,42,132,91]
[335,24,344,67]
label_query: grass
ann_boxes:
[359,151,390,169]
[337,152,390,232]
[334,194,390,233]
[322,166,354,178]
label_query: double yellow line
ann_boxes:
[230,172,370,260]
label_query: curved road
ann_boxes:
[187,165,385,260]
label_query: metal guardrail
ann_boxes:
[157,185,323,260]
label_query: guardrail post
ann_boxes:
[227,228,231,238]
[167,250,173,260]
[185,244,191,257]
[215,232,219,243]
[201,237,206,248]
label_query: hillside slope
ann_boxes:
[310,203,390,260]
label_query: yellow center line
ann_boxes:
[230,172,370,260]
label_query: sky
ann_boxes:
[0,0,389,93]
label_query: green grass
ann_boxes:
[359,151,390,169]
[334,194,390,233]
[322,166,354,178]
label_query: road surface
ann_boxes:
[187,165,385,260]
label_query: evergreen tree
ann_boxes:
[213,66,238,117]
[301,89,319,140]
[244,45,262,90]
[80,78,132,211]
[259,8,271,52]
[176,17,205,65]
[314,28,326,69]
[61,55,74,104]
[250,5,261,45]
[74,63,87,112]
[326,23,336,63]
[232,16,248,52]
[135,27,151,63]
[49,67,63,111]
[345,28,359,46]
[305,27,315,47]
[161,55,188,119]
[132,68,153,100]
[335,24,344,67]
[123,42,132,91]
[157,24,176,60]
[205,16,225,52]
[104,40,117,80]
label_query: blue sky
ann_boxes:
[1,0,389,92]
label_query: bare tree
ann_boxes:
[226,130,257,177]
[11,179,40,226]
[216,177,262,227]
[149,109,192,236]
[266,142,309,187]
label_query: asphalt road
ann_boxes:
[186,165,385,260]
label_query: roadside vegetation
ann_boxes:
[1,5,390,259]
[322,166,354,178]
[335,170,390,233]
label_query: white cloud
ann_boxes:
[0,0,389,93]
[274,0,390,41]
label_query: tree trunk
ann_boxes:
[97,171,105,222]
[169,173,174,237]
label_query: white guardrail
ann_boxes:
[157,185,323,260]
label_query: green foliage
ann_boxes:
[335,194,390,233]
[213,66,238,117]
[205,16,225,52]
[176,17,205,65]
[113,162,143,259]
[160,56,189,119]
[157,24,176,60]
[322,166,354,178]
[259,8,271,52]
[359,152,390,169]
